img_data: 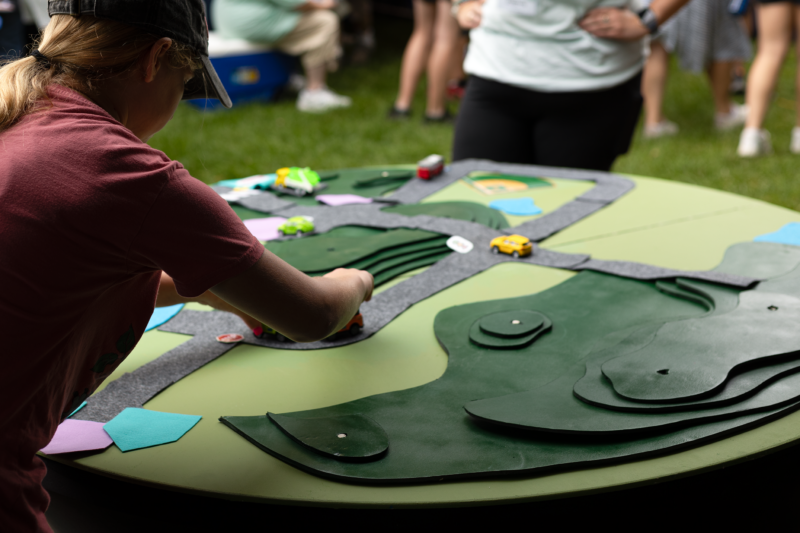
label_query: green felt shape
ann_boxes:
[265,413,388,461]
[344,237,450,271]
[371,251,451,286]
[655,282,713,311]
[265,227,443,272]
[714,242,800,280]
[468,311,552,349]
[479,310,546,337]
[219,243,800,483]
[231,205,278,221]
[369,247,451,276]
[103,408,201,453]
[381,201,509,230]
[601,291,800,403]
[465,346,800,435]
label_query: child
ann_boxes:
[0,1,373,531]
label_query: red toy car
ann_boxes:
[417,154,444,180]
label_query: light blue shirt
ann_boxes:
[464,0,645,92]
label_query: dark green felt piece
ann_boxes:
[231,205,278,221]
[601,291,800,402]
[381,202,510,230]
[371,251,452,286]
[479,310,547,338]
[264,227,443,272]
[219,243,800,483]
[369,248,451,277]
[465,352,800,435]
[468,312,552,349]
[655,282,713,312]
[343,238,449,271]
[266,413,388,461]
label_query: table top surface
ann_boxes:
[48,170,800,507]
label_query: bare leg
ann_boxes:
[424,0,460,117]
[708,61,733,115]
[448,32,468,84]
[306,63,326,91]
[642,39,670,127]
[394,0,435,111]
[745,2,792,129]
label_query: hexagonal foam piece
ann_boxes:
[103,408,201,452]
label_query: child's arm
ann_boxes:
[210,250,373,343]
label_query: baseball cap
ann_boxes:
[48,0,232,108]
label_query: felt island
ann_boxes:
[43,160,800,506]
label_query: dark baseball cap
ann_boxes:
[48,0,232,108]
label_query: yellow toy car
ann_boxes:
[490,234,533,258]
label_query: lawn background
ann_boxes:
[149,15,800,212]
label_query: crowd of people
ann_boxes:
[2,0,798,160]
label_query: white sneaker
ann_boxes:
[791,127,800,154]
[296,87,352,113]
[715,103,748,131]
[643,120,679,139]
[737,128,771,157]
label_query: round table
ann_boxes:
[45,169,800,509]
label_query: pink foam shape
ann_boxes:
[316,194,373,206]
[40,419,113,455]
[243,217,288,241]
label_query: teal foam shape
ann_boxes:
[754,223,800,246]
[145,304,184,332]
[489,198,542,216]
[68,401,87,418]
[103,408,201,452]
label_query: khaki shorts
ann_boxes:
[274,10,341,70]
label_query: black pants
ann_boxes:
[452,73,643,171]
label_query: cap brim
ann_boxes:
[183,54,232,109]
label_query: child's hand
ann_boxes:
[323,268,374,303]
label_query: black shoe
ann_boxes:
[388,106,412,120]
[423,109,455,124]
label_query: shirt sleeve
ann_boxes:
[127,166,264,298]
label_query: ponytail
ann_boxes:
[0,15,201,133]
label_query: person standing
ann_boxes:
[389,0,461,122]
[452,0,691,171]
[737,0,800,157]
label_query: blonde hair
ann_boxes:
[0,15,202,133]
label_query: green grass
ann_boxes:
[149,16,800,212]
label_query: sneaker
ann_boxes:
[643,120,679,139]
[296,87,352,113]
[791,127,800,154]
[388,106,412,120]
[737,128,771,157]
[715,103,748,131]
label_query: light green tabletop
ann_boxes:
[49,174,800,507]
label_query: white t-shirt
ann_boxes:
[464,0,645,92]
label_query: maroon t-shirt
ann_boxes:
[0,86,263,532]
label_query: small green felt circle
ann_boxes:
[479,310,546,338]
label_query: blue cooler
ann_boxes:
[187,32,295,110]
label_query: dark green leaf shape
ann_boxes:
[469,311,552,349]
[601,291,800,403]
[267,413,388,461]
[116,325,136,355]
[479,310,547,338]
[382,201,509,230]
[219,242,800,483]
[92,353,119,373]
[265,227,443,273]
[371,251,451,286]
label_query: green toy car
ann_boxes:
[279,216,315,236]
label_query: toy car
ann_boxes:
[490,234,534,258]
[253,310,364,343]
[270,167,328,197]
[417,154,444,180]
[279,216,315,236]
